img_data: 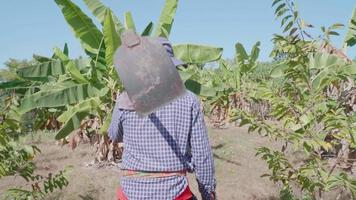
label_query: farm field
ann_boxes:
[1,123,353,200]
[0,124,281,200]
[1,0,356,199]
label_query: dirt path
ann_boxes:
[0,125,282,200]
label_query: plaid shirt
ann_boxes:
[108,90,216,200]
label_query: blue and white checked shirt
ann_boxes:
[108,90,216,200]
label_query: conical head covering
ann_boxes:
[113,30,186,116]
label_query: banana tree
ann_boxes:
[196,42,262,126]
[3,0,224,162]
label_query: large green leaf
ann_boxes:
[82,0,106,24]
[124,12,136,32]
[343,61,356,74]
[56,112,88,140]
[309,52,345,70]
[178,70,194,82]
[270,62,288,78]
[185,79,216,97]
[18,83,105,114]
[142,22,154,36]
[310,53,356,91]
[33,54,53,63]
[154,0,178,38]
[0,80,29,90]
[103,9,120,67]
[17,60,65,78]
[99,114,112,135]
[345,8,356,47]
[236,42,260,74]
[57,98,100,123]
[250,41,261,62]
[311,66,334,91]
[56,98,100,139]
[55,0,103,54]
[66,61,89,83]
[173,44,223,64]
[83,0,125,35]
[53,47,70,63]
[235,43,249,64]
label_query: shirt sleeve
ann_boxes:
[190,99,216,200]
[108,99,124,142]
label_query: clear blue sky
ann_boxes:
[1,0,355,68]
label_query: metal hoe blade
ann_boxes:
[113,30,186,116]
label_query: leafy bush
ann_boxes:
[0,95,69,199]
[230,0,356,199]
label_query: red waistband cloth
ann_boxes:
[116,185,194,200]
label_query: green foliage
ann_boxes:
[17,60,66,78]
[173,44,223,64]
[345,8,356,47]
[154,0,179,38]
[0,96,69,199]
[124,12,136,32]
[0,59,36,82]
[141,22,154,36]
[82,0,107,24]
[1,0,356,199]
[321,23,344,42]
[18,82,105,114]
[4,0,223,140]
[3,169,69,200]
[103,9,121,67]
[83,0,125,36]
[56,98,100,139]
[191,42,262,123]
[235,41,261,74]
[228,0,356,199]
[54,0,103,55]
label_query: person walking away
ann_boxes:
[108,37,216,200]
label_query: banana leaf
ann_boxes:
[103,9,120,67]
[185,79,216,97]
[18,83,106,114]
[124,12,136,32]
[142,22,154,36]
[0,80,30,90]
[65,61,89,83]
[83,0,125,35]
[309,52,345,70]
[56,112,88,140]
[155,0,178,38]
[173,44,223,64]
[99,114,112,135]
[345,8,356,47]
[17,60,65,78]
[55,0,103,54]
[56,98,101,139]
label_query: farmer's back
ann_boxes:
[109,91,215,199]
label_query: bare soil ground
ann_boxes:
[1,124,284,200]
